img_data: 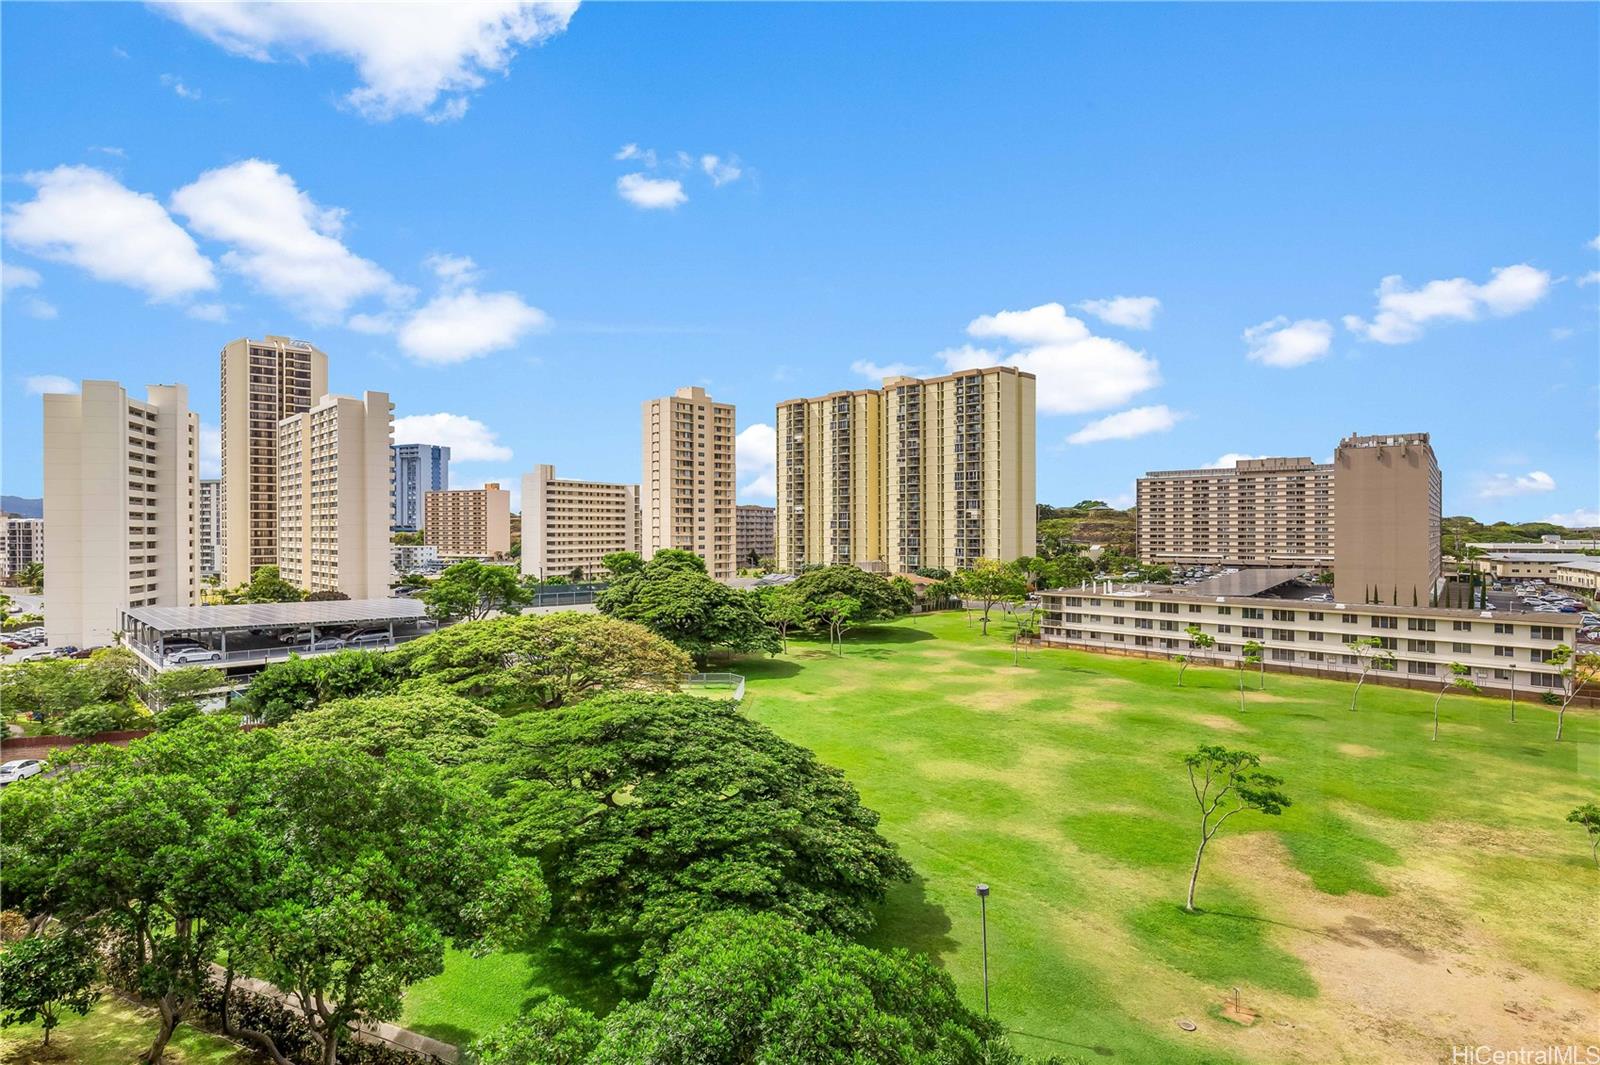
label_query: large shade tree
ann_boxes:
[277,689,500,765]
[421,559,530,622]
[595,550,777,665]
[474,693,911,986]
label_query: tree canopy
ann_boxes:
[473,693,911,985]
[785,565,910,625]
[237,649,405,725]
[596,553,777,664]
[421,560,530,622]
[277,689,500,765]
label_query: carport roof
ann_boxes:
[123,598,428,634]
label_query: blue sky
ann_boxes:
[3,2,1597,524]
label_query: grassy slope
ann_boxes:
[403,612,1599,1062]
[0,996,254,1065]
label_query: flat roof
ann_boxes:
[1483,552,1590,563]
[123,598,428,634]
[1190,567,1310,597]
[1040,585,1580,624]
[1555,558,1600,573]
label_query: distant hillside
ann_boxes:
[1441,515,1599,547]
[1038,500,1136,555]
[0,496,42,518]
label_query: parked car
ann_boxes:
[344,630,390,647]
[0,759,46,786]
[278,630,315,646]
[306,637,345,652]
[166,646,223,665]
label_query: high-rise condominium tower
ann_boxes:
[776,367,1037,573]
[424,483,511,560]
[197,479,221,578]
[276,391,393,599]
[522,465,641,580]
[1332,432,1441,606]
[392,443,450,532]
[641,386,736,579]
[220,336,328,586]
[43,381,199,647]
[1137,457,1335,568]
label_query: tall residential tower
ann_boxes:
[392,443,450,532]
[641,386,736,579]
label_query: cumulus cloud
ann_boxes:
[171,159,403,324]
[4,165,216,302]
[1343,264,1551,345]
[1477,470,1557,499]
[1074,295,1160,330]
[700,154,742,187]
[616,173,686,210]
[392,412,513,462]
[154,1,576,122]
[200,423,221,479]
[24,375,78,396]
[850,359,921,381]
[1545,507,1600,528]
[1066,405,1183,445]
[736,423,776,500]
[940,302,1161,415]
[396,288,548,365]
[1243,316,1334,368]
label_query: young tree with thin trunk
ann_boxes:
[1567,803,1600,868]
[954,559,1027,636]
[1182,746,1290,912]
[1544,644,1599,741]
[1177,625,1214,686]
[1237,640,1263,711]
[1344,636,1396,712]
[813,595,860,656]
[0,930,100,1046]
[1431,662,1479,741]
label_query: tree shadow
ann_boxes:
[735,657,806,679]
[855,625,936,644]
[860,872,957,966]
[1197,907,1323,938]
[1007,1029,1118,1057]
[406,1020,477,1048]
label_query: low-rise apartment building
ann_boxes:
[3,516,44,579]
[1038,584,1579,696]
[392,543,441,574]
[1554,559,1600,597]
[1473,552,1593,583]
[522,465,640,580]
[426,483,512,560]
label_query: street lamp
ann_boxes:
[975,883,990,1015]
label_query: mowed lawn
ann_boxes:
[404,611,1600,1064]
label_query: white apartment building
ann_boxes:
[642,387,736,579]
[522,465,641,580]
[220,336,328,586]
[392,543,441,574]
[43,381,199,648]
[1038,584,1579,696]
[198,479,220,578]
[2,516,44,579]
[276,391,393,598]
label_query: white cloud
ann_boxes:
[392,413,513,462]
[614,143,658,167]
[1545,507,1600,528]
[1589,234,1600,252]
[186,302,228,322]
[4,166,216,302]
[1343,264,1551,345]
[1066,405,1183,445]
[424,252,481,289]
[1202,453,1268,470]
[154,1,576,122]
[1074,295,1161,330]
[1477,470,1557,499]
[1577,271,1600,288]
[700,154,742,187]
[942,302,1161,415]
[396,288,548,365]
[90,146,126,158]
[3,263,42,292]
[1243,316,1334,368]
[850,359,921,381]
[616,173,686,210]
[24,375,77,396]
[736,422,776,501]
[200,423,221,479]
[160,73,202,100]
[171,159,402,324]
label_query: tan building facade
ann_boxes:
[1039,585,1576,697]
[197,479,220,578]
[1331,432,1441,607]
[277,391,393,598]
[43,381,199,647]
[641,387,736,579]
[776,367,1037,573]
[425,483,512,560]
[736,504,776,566]
[1554,559,1600,596]
[220,336,328,586]
[1137,457,1335,568]
[522,465,640,580]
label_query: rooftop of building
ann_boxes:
[1481,552,1593,563]
[123,598,428,635]
[777,364,1035,406]
[1141,457,1333,479]
[1555,558,1600,573]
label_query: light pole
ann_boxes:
[975,882,990,1015]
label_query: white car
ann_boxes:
[166,646,223,665]
[344,630,390,647]
[306,637,345,652]
[0,759,46,786]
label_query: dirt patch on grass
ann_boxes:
[1193,713,1250,733]
[1337,743,1383,758]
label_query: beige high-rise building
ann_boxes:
[197,479,220,578]
[1137,457,1335,568]
[1332,432,1441,606]
[736,504,776,566]
[425,483,512,560]
[641,386,736,579]
[522,465,641,580]
[276,391,393,598]
[776,366,1037,573]
[220,336,328,586]
[43,381,199,647]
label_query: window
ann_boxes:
[1375,637,1397,650]
[1188,604,1202,613]
[1159,602,1179,615]
[1407,618,1436,632]
[1134,635,1152,647]
[1217,606,1232,616]
[1530,673,1559,688]
[1271,609,1296,622]
[1243,607,1264,620]
[1271,629,1295,642]
[1160,620,1179,632]
[1242,626,1264,639]
[1135,602,1153,613]
[1494,646,1513,658]
[1308,631,1324,642]
[1452,620,1473,632]
[1376,657,1398,671]
[1135,618,1153,630]
[1342,613,1358,624]
[1308,611,1325,621]
[1529,648,1554,664]
[1218,624,1233,634]
[1271,648,1296,662]
[1531,625,1564,641]
[1494,622,1514,635]
[1407,661,1436,676]
[1407,639,1435,654]
[1451,642,1471,654]
[1308,651,1325,662]
[1371,616,1397,629]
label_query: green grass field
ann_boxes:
[0,995,254,1065]
[403,612,1600,1063]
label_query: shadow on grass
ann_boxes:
[856,624,937,643]
[1007,1029,1118,1057]
[860,872,957,966]
[412,1021,478,1048]
[736,657,806,679]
